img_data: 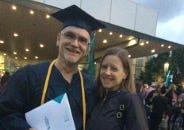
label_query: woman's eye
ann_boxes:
[101,65,107,69]
[111,67,117,71]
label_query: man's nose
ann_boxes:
[71,38,80,47]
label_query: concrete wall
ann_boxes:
[32,0,158,36]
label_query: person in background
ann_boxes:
[165,84,178,106]
[169,93,184,130]
[142,83,149,98]
[135,79,145,105]
[86,47,149,130]
[0,71,10,93]
[0,5,105,130]
[149,84,170,130]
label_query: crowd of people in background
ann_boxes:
[135,80,184,130]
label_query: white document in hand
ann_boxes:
[25,93,76,130]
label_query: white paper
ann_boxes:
[25,93,76,130]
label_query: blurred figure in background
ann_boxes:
[0,71,10,93]
[169,93,184,130]
[149,84,170,130]
[165,84,178,107]
[135,79,145,105]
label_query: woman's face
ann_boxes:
[100,55,127,91]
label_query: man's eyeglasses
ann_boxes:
[62,31,89,46]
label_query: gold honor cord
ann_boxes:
[40,59,86,130]
[41,59,56,105]
[79,70,86,130]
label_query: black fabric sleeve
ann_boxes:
[0,65,37,130]
[123,93,149,130]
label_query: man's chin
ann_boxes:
[66,58,80,64]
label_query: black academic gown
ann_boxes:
[0,61,96,130]
[87,90,149,130]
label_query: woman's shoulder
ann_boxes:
[119,90,142,106]
[120,90,137,99]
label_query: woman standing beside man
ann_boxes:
[87,47,149,130]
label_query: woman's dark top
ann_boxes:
[87,89,149,130]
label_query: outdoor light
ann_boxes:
[35,56,39,59]
[98,29,102,32]
[0,40,4,44]
[25,48,30,52]
[102,39,107,44]
[46,14,50,19]
[13,33,19,37]
[161,44,164,47]
[127,39,137,47]
[30,10,34,15]
[39,44,44,48]
[140,42,145,46]
[109,32,113,35]
[12,5,17,10]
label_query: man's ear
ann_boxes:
[85,43,90,56]
[56,32,61,46]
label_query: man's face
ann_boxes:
[56,26,90,64]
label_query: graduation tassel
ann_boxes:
[165,69,171,87]
[87,33,96,77]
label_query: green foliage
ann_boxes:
[139,52,169,84]
[139,48,184,85]
[170,48,184,84]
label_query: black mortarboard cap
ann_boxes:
[51,5,106,35]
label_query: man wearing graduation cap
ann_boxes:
[0,5,105,130]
